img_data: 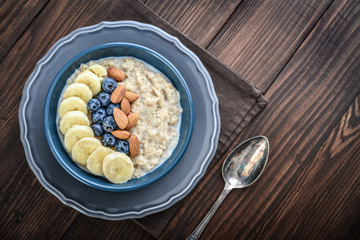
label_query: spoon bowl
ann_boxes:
[222,136,269,189]
[187,136,269,240]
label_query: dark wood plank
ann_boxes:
[0,0,155,239]
[62,214,155,240]
[0,162,78,239]
[0,0,49,60]
[207,0,333,90]
[145,0,242,47]
[159,0,360,238]
[345,219,360,240]
[256,95,360,239]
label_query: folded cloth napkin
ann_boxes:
[107,0,268,236]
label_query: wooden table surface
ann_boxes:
[1,0,359,239]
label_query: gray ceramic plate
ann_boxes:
[19,21,220,220]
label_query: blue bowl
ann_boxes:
[44,43,194,192]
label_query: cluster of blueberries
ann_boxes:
[88,78,129,154]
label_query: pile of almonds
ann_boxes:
[107,67,140,157]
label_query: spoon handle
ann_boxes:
[187,185,232,240]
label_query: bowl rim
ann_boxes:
[44,42,194,191]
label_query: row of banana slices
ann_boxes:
[58,64,134,183]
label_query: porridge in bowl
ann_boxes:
[58,57,183,183]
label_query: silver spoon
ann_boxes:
[187,136,269,240]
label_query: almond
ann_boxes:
[107,67,125,82]
[121,98,131,115]
[111,85,126,103]
[129,135,140,157]
[113,108,128,129]
[111,130,131,139]
[126,112,139,130]
[125,91,139,103]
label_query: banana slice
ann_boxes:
[63,83,92,102]
[75,70,101,95]
[64,125,94,152]
[58,96,87,117]
[71,137,101,165]
[102,152,134,183]
[89,64,107,77]
[59,111,90,134]
[87,146,114,176]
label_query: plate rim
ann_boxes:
[19,20,220,219]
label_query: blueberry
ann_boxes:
[106,103,120,115]
[102,78,117,93]
[102,116,117,132]
[115,140,129,154]
[91,108,107,123]
[97,92,111,107]
[87,98,101,112]
[91,123,103,136]
[102,133,116,147]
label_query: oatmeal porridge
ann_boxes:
[57,56,183,183]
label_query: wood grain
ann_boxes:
[0,0,48,60]
[145,0,242,47]
[256,95,360,239]
[345,219,360,240]
[62,214,155,240]
[159,0,360,238]
[0,164,78,239]
[207,0,334,90]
